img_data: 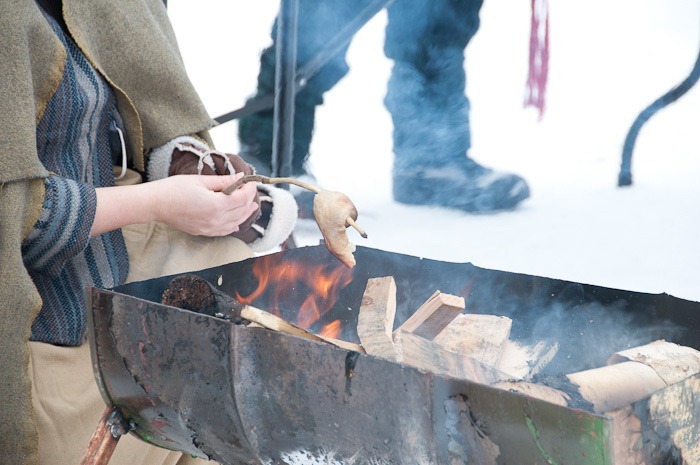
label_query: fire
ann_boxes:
[235,255,353,333]
[318,319,342,339]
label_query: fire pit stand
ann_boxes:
[86,245,699,465]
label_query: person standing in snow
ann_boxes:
[238,0,530,213]
[0,1,297,464]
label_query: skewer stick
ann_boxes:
[346,217,367,238]
[223,174,367,237]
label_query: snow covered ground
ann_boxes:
[167,1,700,303]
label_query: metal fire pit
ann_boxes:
[87,245,699,465]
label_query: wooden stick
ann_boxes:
[395,290,464,341]
[162,275,364,353]
[222,175,320,195]
[240,305,364,353]
[357,277,398,361]
[79,405,130,465]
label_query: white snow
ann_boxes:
[167,1,700,302]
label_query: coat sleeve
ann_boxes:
[21,175,96,276]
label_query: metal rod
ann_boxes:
[295,0,394,85]
[214,95,274,126]
[271,0,299,178]
[213,0,394,126]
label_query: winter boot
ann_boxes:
[393,158,530,212]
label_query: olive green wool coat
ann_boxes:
[0,1,214,463]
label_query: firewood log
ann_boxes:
[607,339,700,385]
[566,340,700,413]
[433,314,512,368]
[565,361,668,413]
[395,290,465,340]
[393,329,508,384]
[357,277,398,361]
[355,279,508,383]
[503,341,700,414]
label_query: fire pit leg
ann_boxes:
[79,405,133,465]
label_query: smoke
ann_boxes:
[526,299,686,375]
[467,279,690,376]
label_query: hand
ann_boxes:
[91,172,258,237]
[167,147,262,238]
[150,173,259,236]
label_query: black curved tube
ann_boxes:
[618,43,700,186]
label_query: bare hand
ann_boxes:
[150,173,259,236]
[92,173,258,237]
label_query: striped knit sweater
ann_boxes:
[22,9,129,346]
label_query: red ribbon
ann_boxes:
[525,0,549,120]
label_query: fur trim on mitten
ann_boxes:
[146,136,210,181]
[248,184,298,253]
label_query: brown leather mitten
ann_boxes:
[167,143,262,241]
[168,144,254,177]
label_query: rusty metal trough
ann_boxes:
[87,245,699,465]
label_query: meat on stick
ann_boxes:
[223,175,366,268]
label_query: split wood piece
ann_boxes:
[607,339,700,386]
[613,376,700,465]
[393,329,508,385]
[357,277,398,361]
[162,275,364,353]
[433,314,512,368]
[395,290,465,341]
[496,338,559,381]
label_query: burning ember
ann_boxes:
[235,254,353,338]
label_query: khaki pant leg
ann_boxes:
[29,341,213,465]
[122,221,254,284]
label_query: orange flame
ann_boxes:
[235,255,353,331]
[319,319,342,339]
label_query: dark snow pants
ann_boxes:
[237,0,484,175]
